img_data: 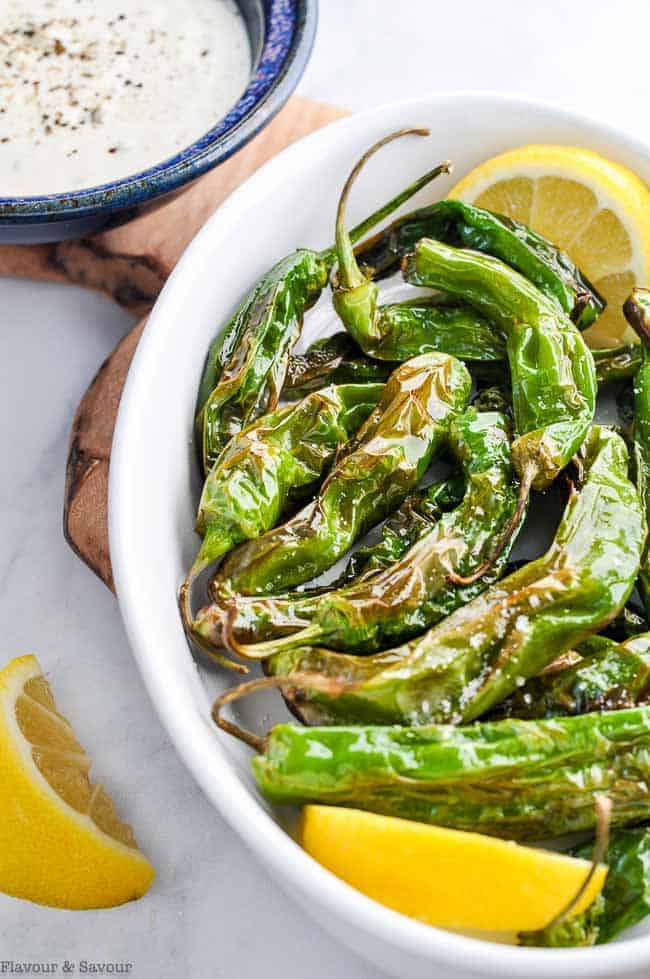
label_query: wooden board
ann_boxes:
[0,97,345,591]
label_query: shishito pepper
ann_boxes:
[573,827,650,944]
[335,297,506,364]
[404,239,597,580]
[196,129,449,471]
[245,705,650,842]
[265,426,644,726]
[283,333,392,397]
[213,352,471,597]
[488,633,650,721]
[179,383,383,646]
[593,343,643,387]
[233,408,520,656]
[193,475,465,649]
[355,197,604,327]
[285,335,642,402]
[625,288,650,619]
[331,151,504,365]
[528,824,650,947]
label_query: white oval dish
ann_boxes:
[110,93,650,979]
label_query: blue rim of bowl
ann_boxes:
[0,0,318,224]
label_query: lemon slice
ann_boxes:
[300,806,606,937]
[0,655,154,909]
[449,144,650,346]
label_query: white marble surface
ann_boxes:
[1,1,649,976]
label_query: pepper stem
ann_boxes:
[333,127,445,289]
[211,673,358,752]
[535,796,612,938]
[448,468,532,587]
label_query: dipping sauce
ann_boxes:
[0,0,251,196]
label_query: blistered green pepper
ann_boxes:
[574,827,650,944]
[356,198,604,327]
[529,824,650,947]
[213,352,471,597]
[193,475,465,649]
[331,153,505,363]
[196,130,448,471]
[488,633,650,720]
[245,705,650,842]
[286,336,642,401]
[179,383,383,645]
[405,239,597,579]
[235,408,520,656]
[593,343,643,386]
[283,333,392,397]
[266,426,644,726]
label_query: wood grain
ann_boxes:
[0,97,345,590]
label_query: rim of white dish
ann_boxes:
[110,91,650,978]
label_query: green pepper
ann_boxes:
[286,336,641,402]
[337,298,506,363]
[405,239,597,578]
[625,288,650,620]
[332,148,503,365]
[236,408,520,656]
[179,383,384,643]
[356,198,604,327]
[574,827,650,944]
[193,474,465,649]
[285,332,510,402]
[247,705,650,841]
[528,825,650,947]
[487,633,650,720]
[213,352,471,597]
[266,426,644,726]
[593,343,643,386]
[196,129,449,471]
[283,333,393,397]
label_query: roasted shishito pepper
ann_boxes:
[213,352,471,597]
[230,408,520,656]
[331,151,504,365]
[405,239,597,579]
[526,824,650,947]
[265,426,644,726]
[625,288,650,620]
[355,197,604,328]
[192,475,465,649]
[248,706,650,842]
[572,827,650,945]
[593,343,643,386]
[285,334,642,402]
[283,333,393,396]
[179,383,384,646]
[488,633,650,721]
[196,129,450,472]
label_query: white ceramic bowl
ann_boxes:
[110,93,650,979]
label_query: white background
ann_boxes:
[1,1,650,976]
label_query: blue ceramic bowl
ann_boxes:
[0,0,317,244]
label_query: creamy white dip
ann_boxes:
[0,0,251,195]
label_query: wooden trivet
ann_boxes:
[0,97,345,591]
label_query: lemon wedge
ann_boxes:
[449,144,650,346]
[300,806,606,937]
[0,654,154,909]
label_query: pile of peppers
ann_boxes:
[180,129,650,948]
